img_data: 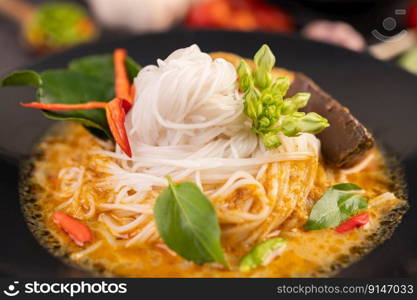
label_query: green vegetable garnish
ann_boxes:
[239,237,287,272]
[238,44,329,149]
[399,46,417,75]
[69,54,140,84]
[304,183,368,230]
[1,54,141,139]
[154,177,227,266]
[25,2,97,50]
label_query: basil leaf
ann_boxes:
[42,110,110,139]
[333,183,362,191]
[69,54,140,83]
[239,237,286,272]
[125,56,142,81]
[69,55,114,83]
[38,70,114,138]
[1,70,42,88]
[338,193,368,220]
[154,178,227,266]
[304,183,368,230]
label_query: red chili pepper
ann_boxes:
[336,212,369,234]
[20,101,106,110]
[110,49,134,157]
[52,211,92,246]
[21,99,133,157]
[130,83,136,101]
[114,48,132,103]
[105,98,132,157]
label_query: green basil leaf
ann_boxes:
[304,183,368,230]
[154,178,227,266]
[333,183,362,191]
[1,70,42,88]
[42,111,110,139]
[125,56,141,81]
[37,70,114,137]
[69,54,141,83]
[239,237,286,272]
[338,193,368,220]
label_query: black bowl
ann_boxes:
[0,30,416,277]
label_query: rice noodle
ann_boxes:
[55,166,85,212]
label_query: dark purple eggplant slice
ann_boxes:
[287,73,374,168]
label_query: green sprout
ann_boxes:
[239,237,287,272]
[238,44,329,149]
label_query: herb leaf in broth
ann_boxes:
[1,54,141,139]
[332,183,362,191]
[304,183,368,230]
[154,177,227,266]
[239,237,287,272]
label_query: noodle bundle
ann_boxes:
[87,45,321,248]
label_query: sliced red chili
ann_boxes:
[52,211,92,247]
[336,212,369,234]
[22,99,133,157]
[106,98,132,157]
[114,48,132,103]
[21,101,106,110]
[130,83,136,101]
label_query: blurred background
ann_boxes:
[1,0,417,74]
